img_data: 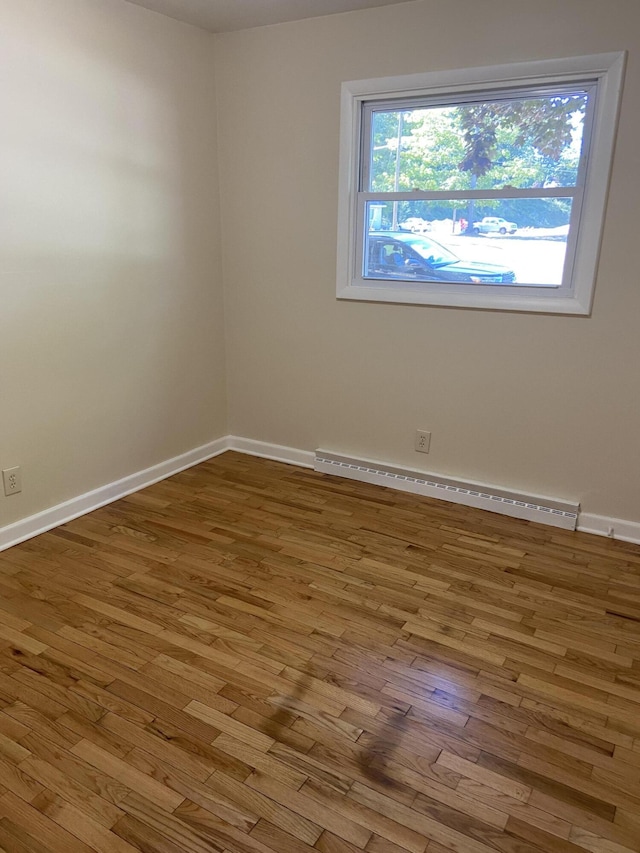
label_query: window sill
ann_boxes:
[336,283,591,314]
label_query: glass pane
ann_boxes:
[365,198,574,286]
[368,90,588,193]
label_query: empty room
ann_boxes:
[1,1,640,851]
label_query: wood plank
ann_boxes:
[18,755,123,827]
[0,791,95,853]
[70,739,184,812]
[246,771,371,847]
[203,770,322,846]
[185,700,275,752]
[435,750,531,801]
[34,790,139,853]
[0,452,636,853]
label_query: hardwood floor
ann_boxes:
[0,451,638,853]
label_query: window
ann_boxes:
[336,54,625,314]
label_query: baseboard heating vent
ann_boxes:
[314,450,579,531]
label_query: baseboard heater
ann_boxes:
[314,449,579,531]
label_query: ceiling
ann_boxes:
[123,0,415,33]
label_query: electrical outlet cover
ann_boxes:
[2,466,22,496]
[415,430,431,453]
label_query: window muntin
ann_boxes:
[337,54,625,314]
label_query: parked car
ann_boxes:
[399,217,431,233]
[473,216,517,235]
[367,231,516,283]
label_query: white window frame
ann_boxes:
[336,53,625,315]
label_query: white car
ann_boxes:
[473,216,517,235]
[400,217,431,233]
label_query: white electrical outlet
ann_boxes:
[2,466,22,496]
[415,430,431,453]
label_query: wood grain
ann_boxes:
[0,451,637,853]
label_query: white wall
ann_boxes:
[0,0,225,526]
[2,0,638,536]
[215,0,640,522]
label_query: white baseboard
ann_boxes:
[577,513,640,545]
[0,437,230,553]
[1,435,638,550]
[226,436,315,469]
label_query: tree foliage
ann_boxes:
[457,95,587,177]
[370,94,586,229]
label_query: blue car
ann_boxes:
[367,231,516,284]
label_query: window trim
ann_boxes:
[336,53,626,314]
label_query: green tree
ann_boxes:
[369,94,586,231]
[456,95,586,233]
[457,95,586,177]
